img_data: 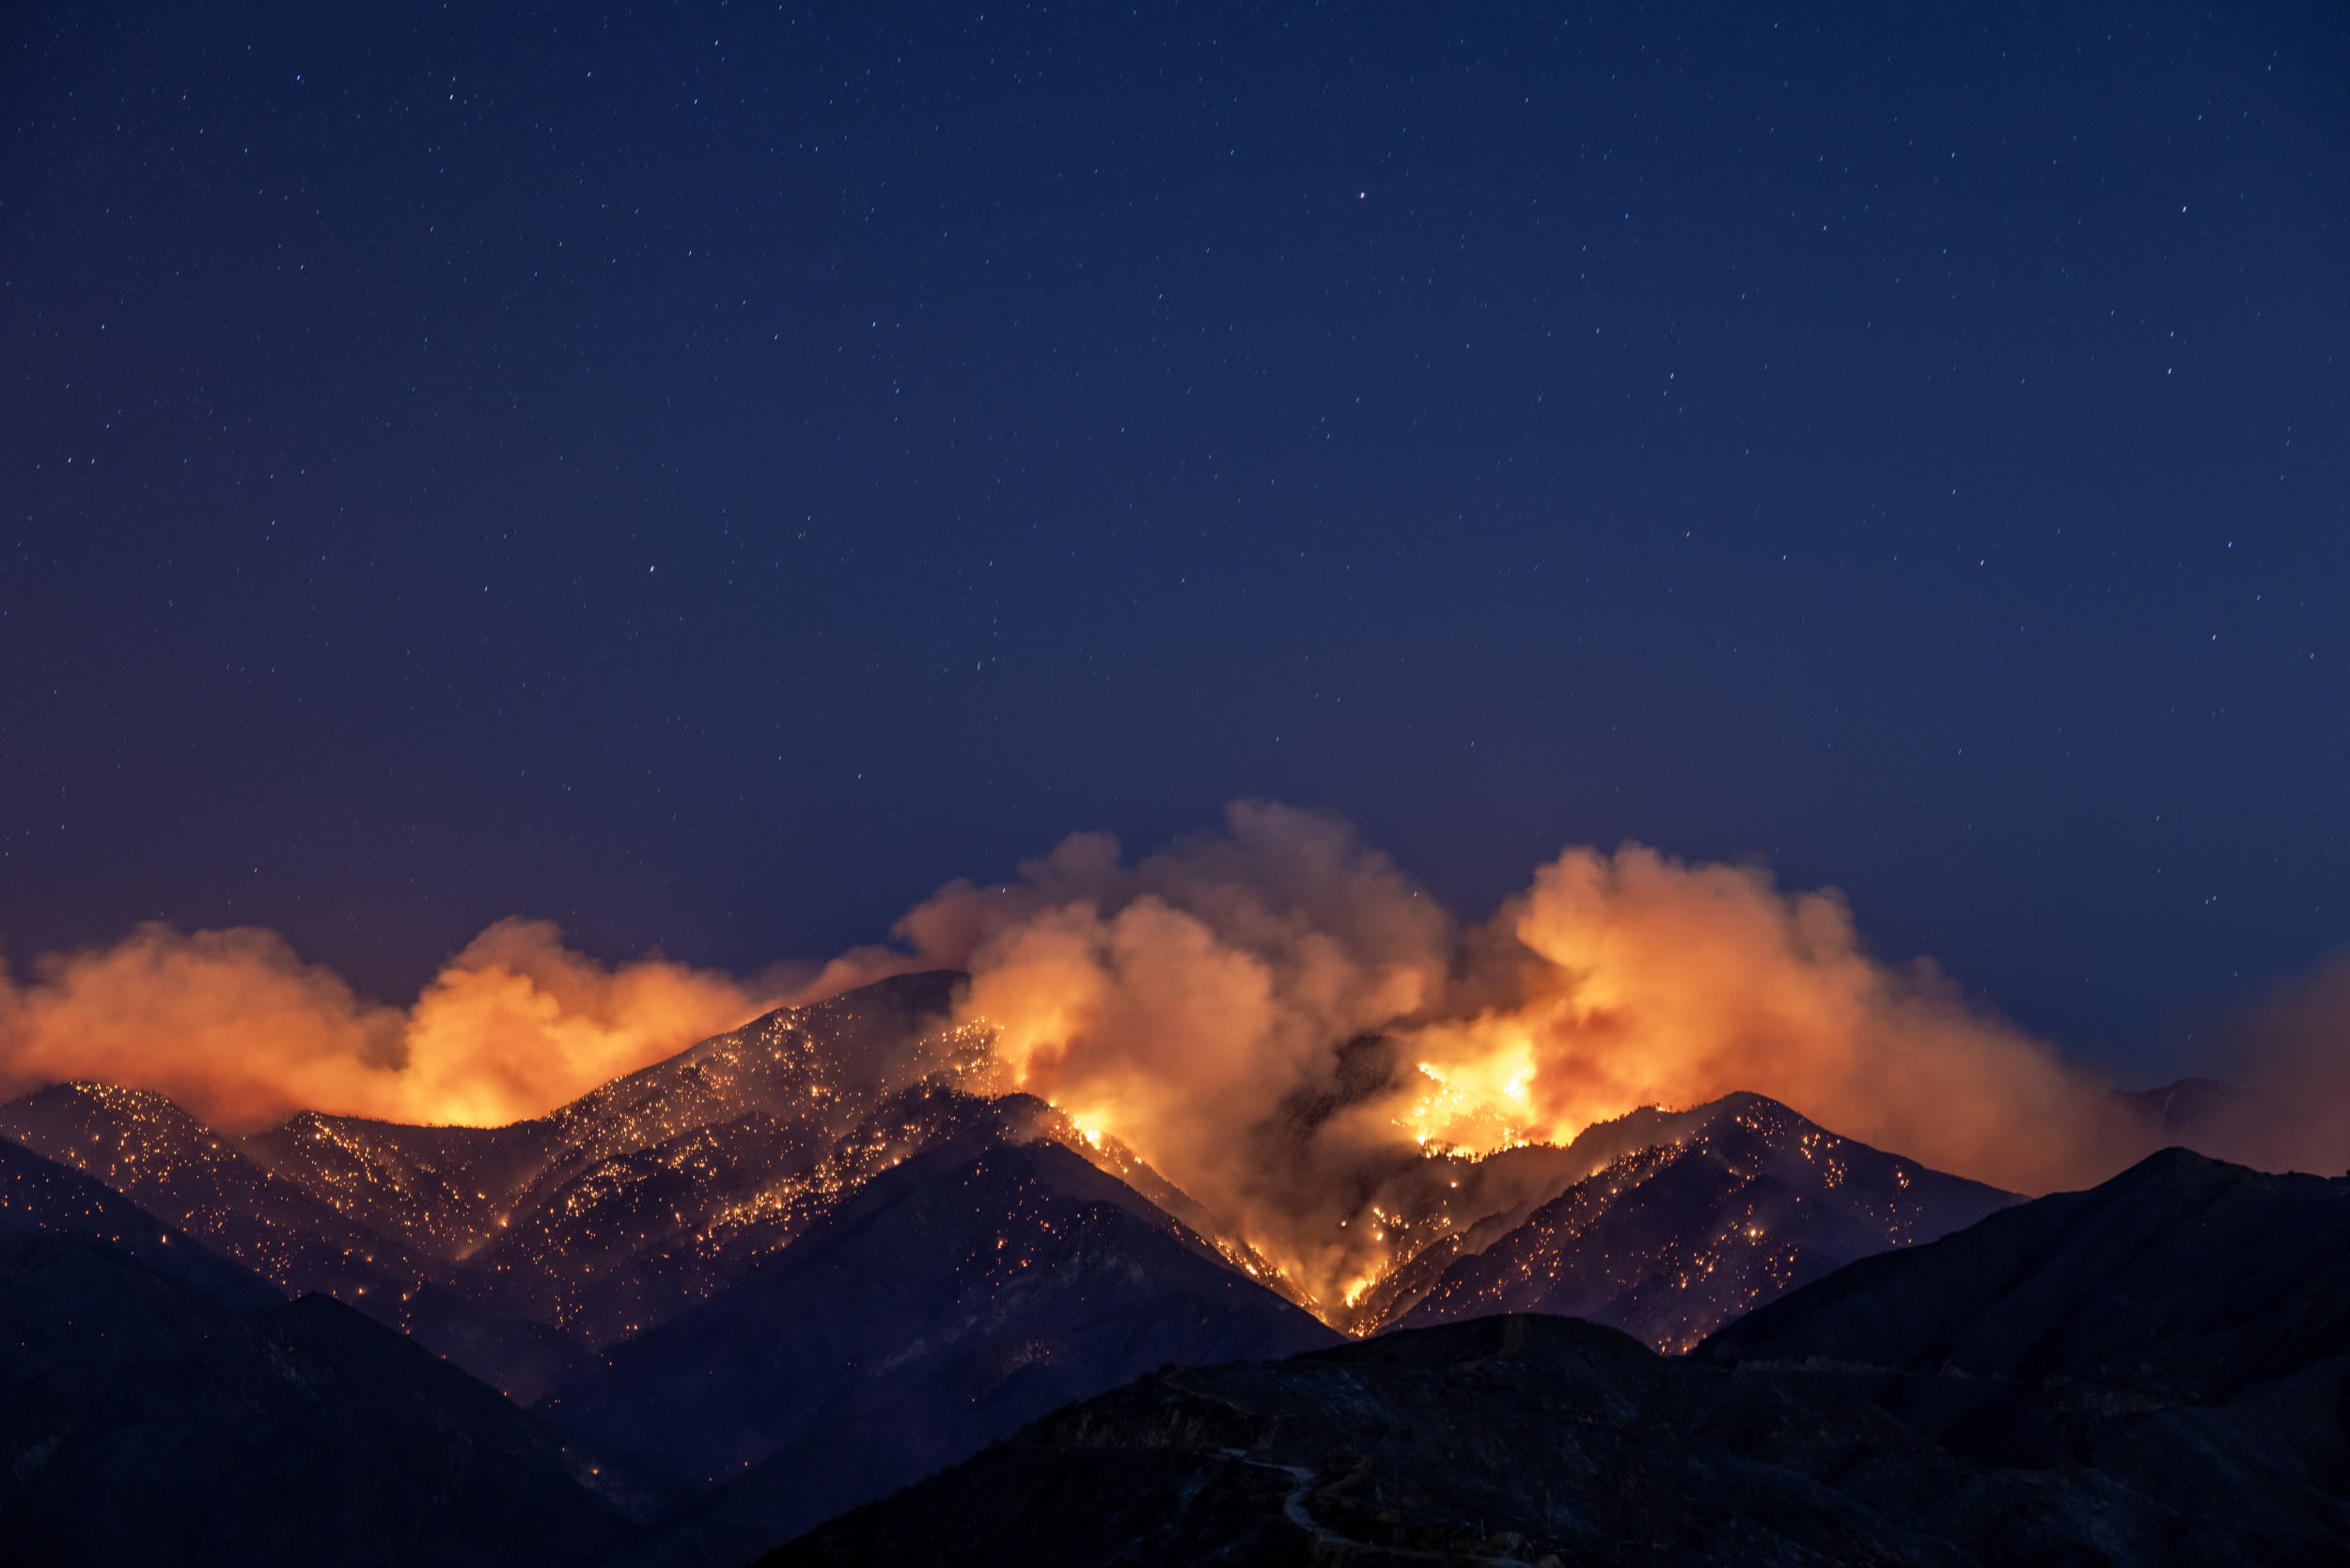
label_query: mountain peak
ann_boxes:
[6,1079,215,1137]
[1385,1090,2014,1350]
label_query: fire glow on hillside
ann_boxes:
[3,803,2344,1321]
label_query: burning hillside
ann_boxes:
[5,803,2343,1322]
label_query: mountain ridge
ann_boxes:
[1392,1090,2015,1349]
[760,1145,2350,1567]
[3,975,2248,1566]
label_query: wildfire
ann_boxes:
[1399,1058,1542,1157]
[2,800,2186,1328]
[898,808,2144,1316]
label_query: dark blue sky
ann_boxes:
[5,0,2344,1079]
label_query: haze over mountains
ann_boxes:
[2,970,2330,1564]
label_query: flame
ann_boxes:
[1402,1057,1543,1155]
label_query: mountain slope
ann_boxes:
[0,1133,281,1309]
[541,1087,1338,1565]
[0,973,973,1388]
[762,1150,2350,1568]
[1700,1142,2350,1400]
[0,1177,672,1564]
[525,971,968,1183]
[1394,1091,2015,1349]
[0,1081,586,1400]
[5,1050,1341,1564]
[244,971,971,1348]
[239,1110,556,1258]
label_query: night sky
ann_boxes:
[5,0,2344,1081]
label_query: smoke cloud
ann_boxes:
[870,805,2150,1309]
[4,803,2341,1311]
[0,917,775,1130]
[1403,845,2131,1193]
[889,807,1457,1305]
[2195,950,2350,1177]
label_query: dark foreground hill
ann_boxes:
[0,1079,589,1401]
[1700,1141,2350,1400]
[0,1132,283,1309]
[0,1140,666,1568]
[763,1147,2350,1567]
[0,1062,1337,1567]
[0,972,2244,1565]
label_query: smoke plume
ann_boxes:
[0,917,774,1130]
[865,805,2147,1308]
[5,802,2341,1312]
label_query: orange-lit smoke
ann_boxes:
[8,804,2341,1311]
[0,917,775,1131]
[866,805,2147,1309]
[1396,846,2130,1194]
[2198,949,2350,1177]
[912,808,1452,1254]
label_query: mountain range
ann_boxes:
[769,1147,2350,1566]
[0,970,2308,1565]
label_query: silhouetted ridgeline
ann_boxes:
[2,976,1339,1565]
[767,1148,2350,1567]
[0,1141,670,1566]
